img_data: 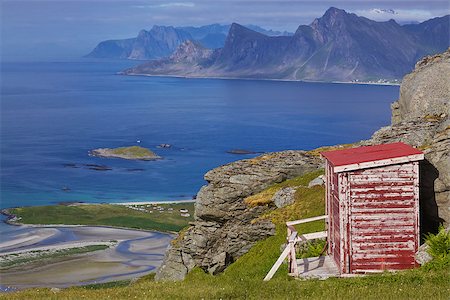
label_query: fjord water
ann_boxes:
[1,60,398,209]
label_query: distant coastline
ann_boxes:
[121,72,401,86]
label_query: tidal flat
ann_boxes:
[0,225,173,291]
[0,202,195,291]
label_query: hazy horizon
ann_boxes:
[1,0,449,61]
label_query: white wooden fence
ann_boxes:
[263,215,328,281]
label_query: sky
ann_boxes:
[1,0,449,61]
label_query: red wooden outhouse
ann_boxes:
[321,142,424,274]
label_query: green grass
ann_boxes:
[81,280,132,290]
[3,172,449,299]
[245,169,324,206]
[8,202,194,232]
[425,226,450,259]
[0,245,110,270]
[109,146,158,158]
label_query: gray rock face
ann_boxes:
[425,127,450,224]
[415,243,433,265]
[308,175,325,188]
[393,50,450,124]
[155,151,321,281]
[272,187,297,208]
[368,48,450,229]
[369,119,443,147]
[122,40,214,76]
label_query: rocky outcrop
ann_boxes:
[156,49,449,282]
[368,48,450,229]
[415,243,433,265]
[391,50,450,124]
[155,151,321,281]
[121,40,214,76]
[308,175,325,188]
[272,187,297,208]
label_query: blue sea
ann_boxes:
[0,60,399,210]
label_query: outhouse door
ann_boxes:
[327,167,351,274]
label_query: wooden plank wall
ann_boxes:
[347,163,419,272]
[327,162,342,270]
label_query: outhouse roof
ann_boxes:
[321,142,424,172]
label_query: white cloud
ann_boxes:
[355,8,447,23]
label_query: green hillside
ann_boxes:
[3,172,449,299]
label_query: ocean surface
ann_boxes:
[1,60,399,210]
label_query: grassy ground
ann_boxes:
[7,202,194,232]
[109,146,158,158]
[3,173,449,299]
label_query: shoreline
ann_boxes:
[122,72,401,86]
[0,225,173,290]
[1,198,195,219]
[114,199,195,205]
[1,199,195,233]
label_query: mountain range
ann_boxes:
[121,7,449,82]
[86,24,292,60]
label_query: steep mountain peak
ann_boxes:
[168,40,214,64]
[324,6,347,16]
[137,29,149,37]
[228,23,265,36]
[151,25,175,31]
[311,7,353,27]
[122,10,449,81]
[150,25,179,37]
[308,7,352,43]
[225,23,267,43]
[323,7,347,17]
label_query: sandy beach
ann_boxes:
[114,199,196,205]
[0,225,173,290]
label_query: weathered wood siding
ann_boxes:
[326,161,343,271]
[347,162,420,272]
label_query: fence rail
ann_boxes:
[263,215,328,281]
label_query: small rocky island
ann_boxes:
[226,149,263,155]
[89,146,161,160]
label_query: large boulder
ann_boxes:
[391,49,450,124]
[369,48,450,230]
[155,151,321,281]
[272,187,297,208]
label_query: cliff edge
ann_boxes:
[155,151,321,281]
[369,48,450,230]
[156,48,450,282]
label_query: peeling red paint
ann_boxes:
[323,143,423,274]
